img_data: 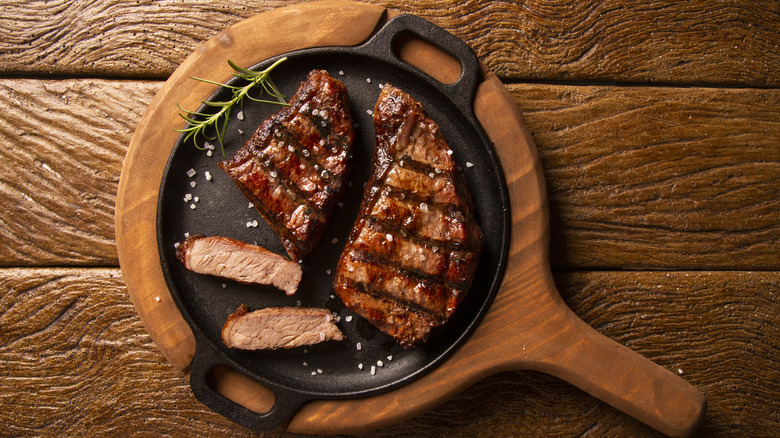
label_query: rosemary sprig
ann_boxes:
[175,57,289,156]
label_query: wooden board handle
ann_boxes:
[526,300,707,438]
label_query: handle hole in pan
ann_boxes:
[207,364,276,414]
[393,33,462,85]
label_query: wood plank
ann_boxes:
[1,1,779,86]
[0,79,158,266]
[0,268,776,436]
[511,84,780,270]
[1,79,776,270]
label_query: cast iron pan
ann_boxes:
[157,14,509,430]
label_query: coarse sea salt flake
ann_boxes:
[190,181,196,188]
[466,161,474,168]
[155,296,161,302]
[190,204,196,210]
[345,316,352,322]
[237,110,244,120]
[358,363,363,369]
[206,150,212,157]
[205,171,212,181]
[187,168,196,177]
[356,342,362,350]
[370,365,376,375]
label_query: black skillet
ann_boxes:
[157,14,509,430]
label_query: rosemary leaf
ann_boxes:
[175,57,289,156]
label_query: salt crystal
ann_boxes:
[339,70,344,75]
[317,369,322,374]
[345,316,352,322]
[184,232,190,238]
[377,360,383,367]
[446,150,453,155]
[155,296,161,302]
[331,237,339,244]
[303,362,308,366]
[370,365,376,375]
[190,204,196,210]
[366,109,373,116]
[206,150,212,157]
[311,371,317,376]
[190,181,196,188]
[183,193,192,202]
[337,201,344,207]
[326,269,332,275]
[174,242,180,249]
[249,202,253,208]
[205,171,212,181]
[222,283,226,288]
[386,234,393,242]
[238,129,244,135]
[466,162,474,168]
[237,110,244,120]
[251,220,258,227]
[358,363,363,370]
[186,168,196,177]
[312,109,319,116]
[193,196,199,203]
[366,78,372,83]
[678,368,684,375]
[296,300,301,306]
[356,342,362,351]
[387,355,392,361]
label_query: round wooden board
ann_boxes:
[115,2,705,436]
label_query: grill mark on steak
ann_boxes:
[334,85,482,346]
[220,70,353,261]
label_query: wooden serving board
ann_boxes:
[115,2,705,436]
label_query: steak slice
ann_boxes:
[333,85,482,346]
[177,235,302,295]
[222,305,344,350]
[219,69,354,261]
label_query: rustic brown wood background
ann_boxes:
[1,0,778,436]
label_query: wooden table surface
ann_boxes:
[1,1,778,436]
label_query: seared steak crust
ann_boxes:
[222,305,344,350]
[333,85,482,346]
[219,70,354,261]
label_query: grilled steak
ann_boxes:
[177,235,302,295]
[333,85,482,346]
[219,70,354,261]
[222,304,344,350]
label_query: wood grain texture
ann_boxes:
[1,79,776,270]
[510,84,780,270]
[1,268,776,436]
[0,79,159,266]
[1,0,779,86]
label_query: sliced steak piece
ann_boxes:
[219,69,354,261]
[221,305,344,350]
[177,235,302,295]
[333,85,482,347]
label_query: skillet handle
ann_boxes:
[359,14,482,116]
[188,339,308,431]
